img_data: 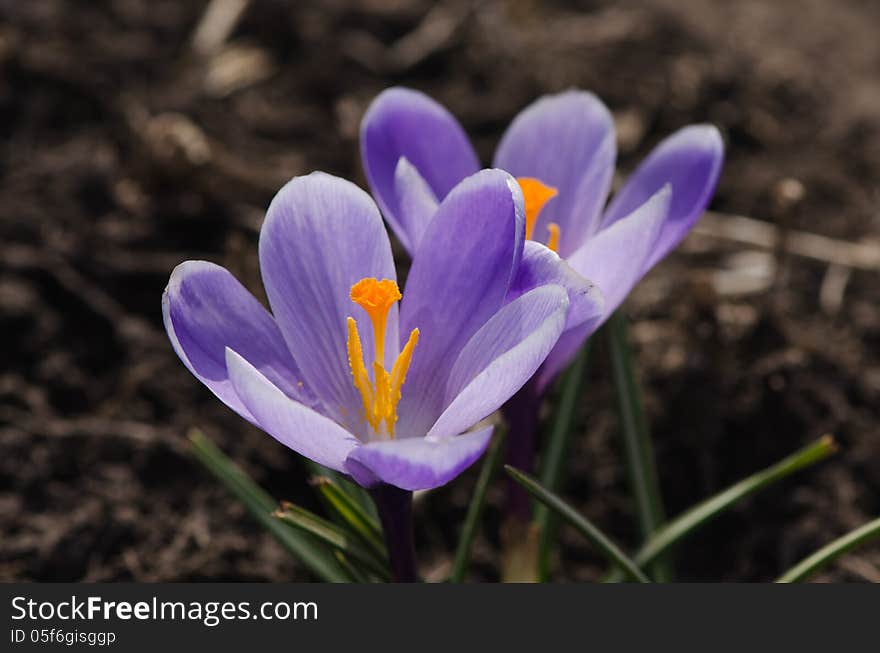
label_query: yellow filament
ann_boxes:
[390,328,420,413]
[546,222,560,253]
[346,317,375,428]
[346,278,418,438]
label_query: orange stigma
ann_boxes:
[346,278,418,438]
[517,177,561,253]
[350,277,401,364]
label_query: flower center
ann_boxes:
[517,177,561,253]
[346,278,419,438]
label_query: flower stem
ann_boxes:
[502,378,543,522]
[370,484,418,582]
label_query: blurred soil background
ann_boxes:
[2,0,879,582]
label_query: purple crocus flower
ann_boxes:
[163,169,590,579]
[361,87,724,389]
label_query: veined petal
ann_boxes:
[392,157,440,254]
[567,185,671,319]
[259,172,398,434]
[535,320,596,392]
[162,261,316,424]
[361,87,479,246]
[494,90,616,256]
[507,241,605,331]
[429,285,569,440]
[344,426,494,491]
[226,348,361,473]
[396,169,525,438]
[538,187,672,389]
[602,125,724,268]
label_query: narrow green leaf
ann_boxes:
[606,311,671,580]
[187,429,349,582]
[333,550,372,583]
[304,461,378,521]
[606,435,837,581]
[274,502,390,580]
[776,515,880,583]
[535,343,591,582]
[450,430,507,583]
[506,465,651,583]
[312,476,385,557]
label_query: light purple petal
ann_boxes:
[535,320,596,392]
[162,261,316,424]
[392,157,439,254]
[602,125,723,268]
[537,186,672,389]
[567,185,671,319]
[493,90,616,256]
[507,241,605,331]
[259,172,397,434]
[361,87,479,246]
[396,169,525,437]
[429,285,568,439]
[344,426,494,491]
[226,348,361,473]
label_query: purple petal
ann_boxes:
[392,157,440,254]
[429,286,569,439]
[360,87,479,246]
[396,169,525,437]
[259,172,397,434]
[535,320,596,392]
[493,90,616,256]
[507,241,605,331]
[567,185,671,318]
[344,426,494,491]
[602,125,724,268]
[162,261,316,424]
[226,348,361,473]
[538,187,672,389]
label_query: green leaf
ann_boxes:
[776,515,880,583]
[311,475,385,557]
[304,461,378,521]
[506,465,651,583]
[606,312,671,581]
[187,429,349,582]
[333,550,372,583]
[273,502,390,580]
[450,429,507,583]
[606,435,838,581]
[534,343,591,581]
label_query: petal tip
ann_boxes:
[260,171,379,254]
[672,124,726,165]
[346,426,494,491]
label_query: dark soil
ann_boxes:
[2,0,879,582]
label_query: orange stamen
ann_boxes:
[346,278,418,438]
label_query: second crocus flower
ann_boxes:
[361,86,723,385]
[360,86,724,523]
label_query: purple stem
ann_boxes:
[370,484,418,582]
[502,377,544,523]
